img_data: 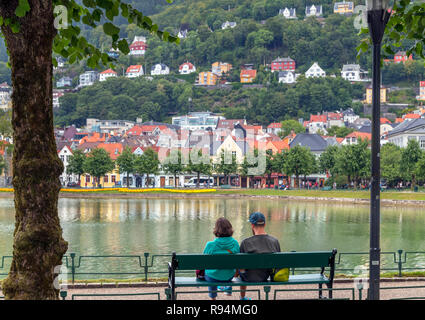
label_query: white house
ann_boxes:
[278,71,296,84]
[279,8,297,19]
[129,36,147,56]
[56,77,72,88]
[150,63,170,76]
[305,62,326,78]
[53,89,64,108]
[387,118,425,149]
[179,62,196,74]
[126,65,144,78]
[58,145,79,186]
[343,108,360,124]
[341,64,368,82]
[178,29,188,39]
[99,69,118,82]
[79,71,98,87]
[305,5,323,17]
[221,21,237,29]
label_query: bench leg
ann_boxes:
[263,286,271,300]
[318,284,323,299]
[327,283,333,299]
[165,288,171,300]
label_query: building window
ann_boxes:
[111,175,116,183]
[86,175,90,183]
[60,155,64,161]
[104,175,109,183]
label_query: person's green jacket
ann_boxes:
[203,236,240,280]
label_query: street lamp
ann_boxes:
[366,0,391,300]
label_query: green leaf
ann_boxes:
[103,22,119,36]
[15,0,30,18]
[117,39,129,55]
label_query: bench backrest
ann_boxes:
[172,250,337,270]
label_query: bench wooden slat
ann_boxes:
[174,274,330,287]
[175,251,333,270]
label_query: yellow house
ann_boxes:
[365,87,387,104]
[333,1,354,14]
[198,71,218,85]
[80,143,123,188]
[211,62,232,75]
[80,167,121,188]
[213,135,245,165]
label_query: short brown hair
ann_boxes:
[213,217,234,237]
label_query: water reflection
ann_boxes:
[1,197,425,278]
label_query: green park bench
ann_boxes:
[166,249,337,300]
[322,186,332,191]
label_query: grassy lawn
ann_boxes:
[217,189,425,201]
[2,187,425,201]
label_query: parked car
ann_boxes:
[66,182,79,188]
[184,177,214,188]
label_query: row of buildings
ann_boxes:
[279,2,355,20]
[56,104,425,189]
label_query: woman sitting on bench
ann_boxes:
[202,217,240,300]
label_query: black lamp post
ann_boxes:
[367,0,391,300]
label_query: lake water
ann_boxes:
[1,197,425,279]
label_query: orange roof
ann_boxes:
[126,65,143,73]
[100,69,117,75]
[267,122,282,129]
[403,113,421,119]
[269,140,289,152]
[96,143,123,160]
[126,124,167,135]
[345,131,372,140]
[395,118,403,123]
[380,117,391,124]
[179,62,195,70]
[310,115,327,123]
[79,132,109,144]
[240,69,257,78]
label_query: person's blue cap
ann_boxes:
[249,212,266,225]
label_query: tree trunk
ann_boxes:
[197,172,200,188]
[174,174,177,188]
[0,1,68,299]
[127,172,129,188]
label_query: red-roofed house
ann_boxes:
[394,51,413,63]
[129,41,147,56]
[58,145,79,186]
[266,140,289,154]
[395,118,403,123]
[380,117,392,124]
[99,69,117,82]
[403,113,421,121]
[267,122,282,135]
[306,114,327,134]
[97,143,123,160]
[179,62,196,74]
[342,131,371,145]
[126,65,144,78]
[126,124,167,136]
[240,69,257,83]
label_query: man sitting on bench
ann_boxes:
[239,212,281,300]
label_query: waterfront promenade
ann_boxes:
[2,279,424,300]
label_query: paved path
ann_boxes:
[3,280,423,300]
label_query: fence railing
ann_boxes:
[2,250,425,283]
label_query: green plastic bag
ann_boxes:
[273,268,289,282]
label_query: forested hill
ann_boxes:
[47,0,424,127]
